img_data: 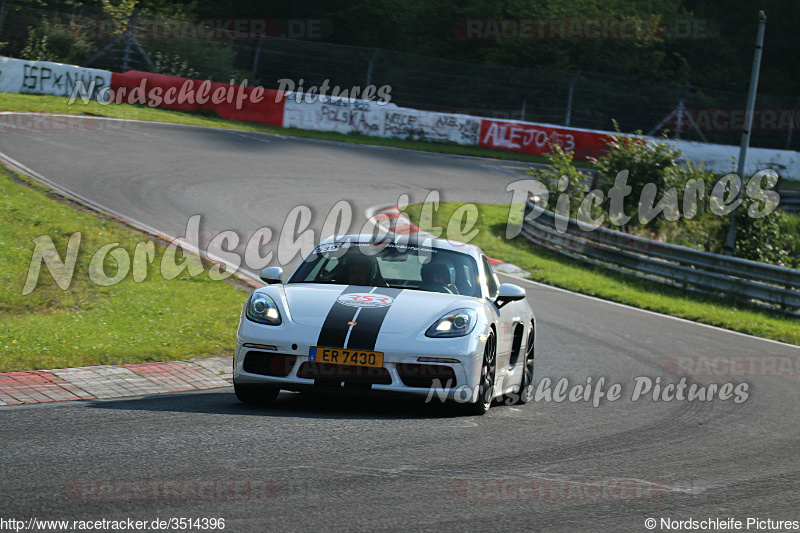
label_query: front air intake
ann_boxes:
[242,351,297,377]
[297,362,392,385]
[396,364,457,388]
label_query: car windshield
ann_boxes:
[289,242,481,297]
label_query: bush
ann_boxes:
[527,127,796,269]
[589,123,705,231]
[723,193,794,267]
[19,18,97,64]
[779,212,800,269]
[152,51,200,79]
[527,142,590,220]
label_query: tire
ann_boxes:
[507,324,535,405]
[234,381,280,405]
[464,331,496,415]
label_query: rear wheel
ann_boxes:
[464,331,496,415]
[234,381,280,405]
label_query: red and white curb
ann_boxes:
[0,356,232,406]
[368,204,530,277]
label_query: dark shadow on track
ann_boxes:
[85,387,482,420]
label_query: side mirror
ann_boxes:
[496,283,525,308]
[259,266,283,284]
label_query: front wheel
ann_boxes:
[464,331,496,415]
[234,381,280,405]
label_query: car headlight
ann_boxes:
[425,308,477,338]
[245,293,282,325]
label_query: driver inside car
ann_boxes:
[338,252,387,287]
[419,262,458,294]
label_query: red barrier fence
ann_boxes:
[110,71,285,127]
[479,118,612,160]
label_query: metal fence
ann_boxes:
[520,201,800,316]
[778,188,800,213]
[1,2,799,151]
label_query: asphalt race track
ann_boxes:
[1,115,799,532]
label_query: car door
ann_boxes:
[480,255,517,381]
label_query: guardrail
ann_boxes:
[521,201,800,316]
[779,188,800,213]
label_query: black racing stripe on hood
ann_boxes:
[316,285,360,349]
[345,288,403,351]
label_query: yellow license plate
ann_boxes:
[310,346,384,368]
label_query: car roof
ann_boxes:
[317,233,485,258]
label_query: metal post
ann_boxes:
[131,37,156,72]
[365,48,379,87]
[675,99,684,139]
[723,10,767,256]
[786,97,800,150]
[0,0,7,41]
[565,70,580,127]
[521,99,526,121]
[85,34,124,67]
[252,38,262,82]
[121,40,131,72]
[121,9,139,72]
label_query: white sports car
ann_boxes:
[233,234,536,414]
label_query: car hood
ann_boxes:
[284,284,478,333]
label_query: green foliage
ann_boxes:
[778,213,800,268]
[4,1,800,102]
[100,0,138,22]
[19,34,59,62]
[590,125,725,232]
[152,50,200,79]
[527,128,795,269]
[590,124,686,229]
[134,3,241,81]
[532,126,720,232]
[724,194,795,268]
[528,142,589,219]
[12,1,239,82]
[19,17,97,64]
[144,40,238,81]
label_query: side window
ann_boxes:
[481,256,499,300]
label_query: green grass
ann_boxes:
[0,166,251,372]
[0,92,567,165]
[405,202,800,346]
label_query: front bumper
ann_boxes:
[234,318,486,402]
